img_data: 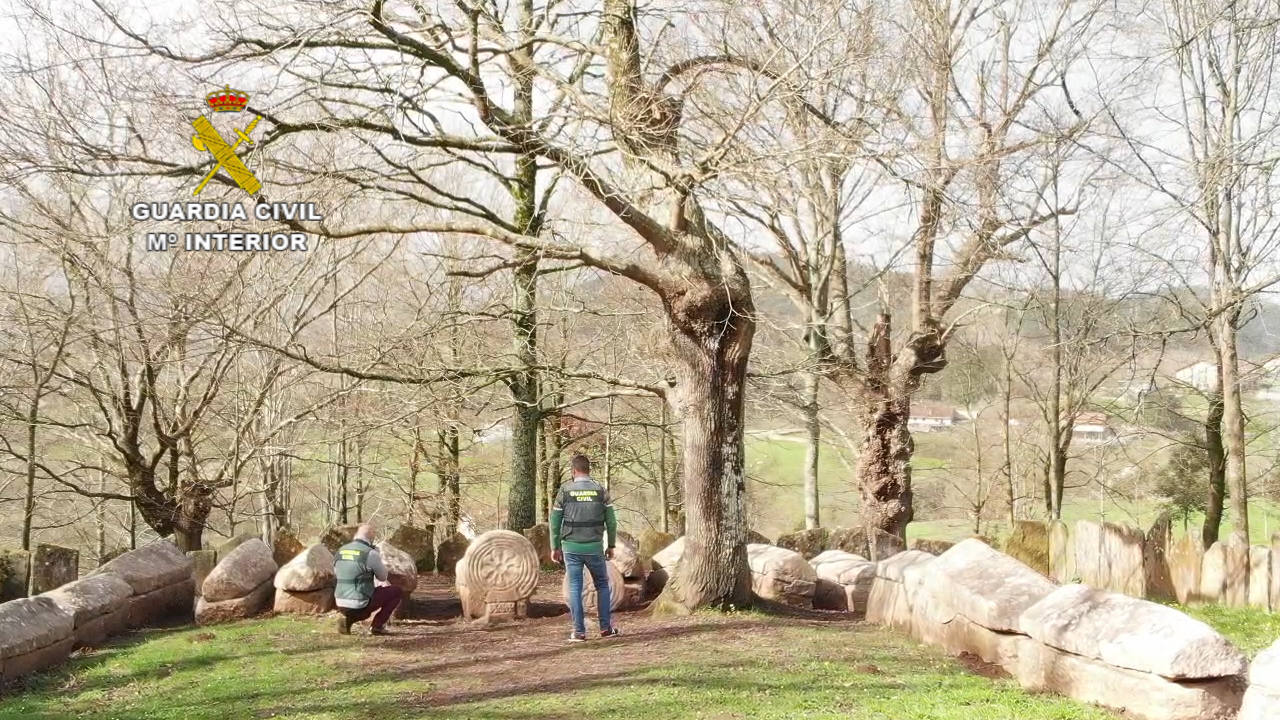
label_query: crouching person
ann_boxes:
[334,524,402,635]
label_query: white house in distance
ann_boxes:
[907,401,962,433]
[1173,360,1218,393]
[1071,411,1117,444]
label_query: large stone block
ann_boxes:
[1240,638,1280,720]
[1074,520,1146,596]
[274,544,335,593]
[187,550,217,598]
[1005,521,1050,575]
[637,529,677,560]
[1019,583,1246,680]
[1201,541,1227,603]
[611,532,649,580]
[456,530,539,625]
[826,527,867,556]
[0,636,74,683]
[42,573,132,628]
[1224,535,1251,608]
[522,523,552,566]
[29,544,79,595]
[69,607,128,647]
[1048,521,1074,583]
[1168,533,1203,604]
[810,550,874,613]
[202,539,277,603]
[1143,513,1176,602]
[319,525,359,553]
[271,528,305,569]
[93,540,192,596]
[214,532,259,562]
[775,528,829,559]
[0,549,31,602]
[747,544,816,607]
[918,539,1054,633]
[273,587,335,615]
[126,579,194,627]
[435,533,469,576]
[561,557,624,613]
[912,607,1023,666]
[865,553,934,631]
[908,538,956,556]
[1248,546,1272,611]
[377,541,419,594]
[650,536,686,572]
[875,550,933,582]
[390,524,435,572]
[1010,636,1245,720]
[0,596,74,661]
[195,579,274,625]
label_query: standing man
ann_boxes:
[333,524,403,635]
[551,454,621,642]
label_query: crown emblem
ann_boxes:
[205,85,249,113]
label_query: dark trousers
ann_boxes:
[342,585,403,629]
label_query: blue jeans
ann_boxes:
[565,552,613,635]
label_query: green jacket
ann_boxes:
[550,475,617,555]
[333,539,387,609]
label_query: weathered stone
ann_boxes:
[865,552,934,631]
[1005,521,1050,575]
[271,528,305,569]
[827,527,867,556]
[1201,541,1227,603]
[67,607,128,647]
[93,540,192,596]
[868,529,907,560]
[1010,636,1245,720]
[918,539,1055,633]
[1239,639,1280,720]
[215,533,259,562]
[1074,520,1145,597]
[1272,533,1280,612]
[1048,521,1075,583]
[195,579,274,625]
[0,596,74,661]
[611,537,649,580]
[127,579,194,627]
[42,573,132,627]
[1020,583,1247,679]
[1168,533,1203,604]
[908,538,955,556]
[1249,546,1272,611]
[319,525,360,553]
[273,587,335,615]
[436,533,469,576]
[456,530,539,624]
[745,529,772,545]
[274,544,335,593]
[187,550,217,598]
[1224,535,1251,608]
[638,529,677,559]
[522,523,553,566]
[0,636,74,683]
[1143,512,1176,602]
[98,546,128,566]
[561,557,624,613]
[809,550,873,613]
[747,544,816,606]
[913,606,1024,666]
[650,536,685,571]
[876,550,936,582]
[28,544,78,595]
[776,528,829,559]
[202,539,277,603]
[0,549,31,602]
[377,541,419,594]
[390,524,435,572]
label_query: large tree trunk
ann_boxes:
[802,368,821,529]
[1215,312,1249,543]
[1203,386,1227,547]
[657,303,754,612]
[855,393,913,559]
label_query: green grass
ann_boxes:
[1180,604,1280,657]
[0,615,1119,720]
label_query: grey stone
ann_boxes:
[273,587,334,615]
[1225,535,1251,608]
[1004,521,1050,575]
[195,579,274,625]
[202,538,277,603]
[215,533,259,562]
[875,550,933,582]
[1201,541,1227,603]
[271,528,305,569]
[127,579,194,627]
[0,596,74,661]
[187,549,217,598]
[1239,641,1280,720]
[377,541,419,594]
[390,524,435,572]
[435,533,469,576]
[638,529,677,559]
[775,528,829,559]
[93,540,192,595]
[1169,533,1203,604]
[0,636,74,683]
[521,523,552,566]
[1143,512,1176,602]
[42,574,132,626]
[29,544,78,595]
[273,544,335,593]
[1248,546,1272,611]
[918,538,1055,633]
[0,549,31,602]
[1049,520,1075,583]
[319,525,359,553]
[746,544,816,606]
[1019,583,1247,679]
[809,550,874,612]
[651,536,686,572]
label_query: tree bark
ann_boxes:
[855,394,913,558]
[802,368,821,529]
[1203,382,1227,547]
[1215,310,1249,543]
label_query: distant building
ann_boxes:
[1173,361,1218,393]
[1072,412,1116,444]
[908,402,961,432]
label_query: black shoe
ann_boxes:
[568,632,587,643]
[335,614,352,635]
[600,627,622,639]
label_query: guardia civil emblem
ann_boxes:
[191,85,261,196]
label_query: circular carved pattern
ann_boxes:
[462,530,539,597]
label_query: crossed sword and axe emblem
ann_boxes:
[191,115,262,196]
